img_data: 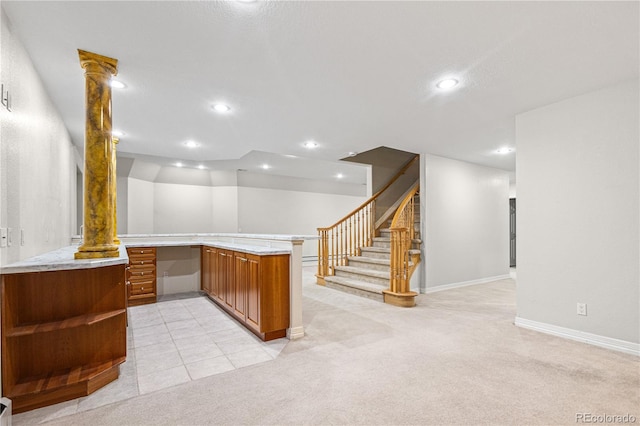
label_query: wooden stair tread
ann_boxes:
[6,309,127,337]
[7,356,126,398]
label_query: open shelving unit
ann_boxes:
[1,264,127,413]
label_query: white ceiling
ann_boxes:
[3,1,638,177]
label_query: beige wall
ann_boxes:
[422,154,510,290]
[516,80,639,345]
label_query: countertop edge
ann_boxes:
[0,235,310,275]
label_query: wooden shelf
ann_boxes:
[6,356,126,399]
[5,309,126,337]
[2,264,127,413]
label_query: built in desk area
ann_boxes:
[0,233,315,413]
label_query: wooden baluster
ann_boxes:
[317,230,322,279]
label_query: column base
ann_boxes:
[383,290,418,307]
[315,275,326,285]
[75,245,120,259]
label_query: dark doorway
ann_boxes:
[509,198,516,267]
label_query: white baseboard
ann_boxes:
[515,317,639,356]
[424,274,511,294]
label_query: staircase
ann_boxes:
[323,194,421,302]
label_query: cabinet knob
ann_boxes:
[126,281,131,286]
[141,272,144,276]
[141,261,144,265]
[141,287,144,290]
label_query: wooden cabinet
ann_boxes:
[1,265,127,413]
[201,246,290,341]
[126,247,157,306]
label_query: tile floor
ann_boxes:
[13,292,288,425]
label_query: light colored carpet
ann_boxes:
[14,267,640,425]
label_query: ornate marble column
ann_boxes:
[112,136,120,245]
[75,50,119,259]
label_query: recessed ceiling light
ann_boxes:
[198,164,206,170]
[304,141,318,149]
[112,130,125,137]
[110,79,126,89]
[261,164,270,170]
[212,103,231,113]
[496,147,515,154]
[436,78,459,90]
[347,152,358,157]
[183,140,200,148]
[175,162,183,168]
[336,173,344,179]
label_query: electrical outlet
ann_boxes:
[577,302,587,316]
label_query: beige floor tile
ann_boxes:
[226,347,273,368]
[185,356,235,380]
[137,365,191,395]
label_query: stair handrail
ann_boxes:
[317,155,419,283]
[387,182,420,299]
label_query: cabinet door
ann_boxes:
[233,252,247,320]
[201,247,211,294]
[209,247,218,298]
[245,254,260,332]
[218,250,233,307]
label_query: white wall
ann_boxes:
[124,174,367,254]
[237,187,366,257]
[0,9,76,266]
[423,154,510,290]
[153,182,213,233]
[116,176,128,234]
[516,80,639,346]
[212,186,238,232]
[127,178,154,234]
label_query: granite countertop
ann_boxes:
[1,233,317,275]
[0,244,129,275]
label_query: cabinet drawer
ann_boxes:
[129,281,155,295]
[127,269,155,279]
[127,247,156,256]
[128,257,155,267]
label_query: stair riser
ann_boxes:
[373,240,391,248]
[334,270,389,286]
[324,280,384,302]
[359,250,390,260]
[347,259,390,272]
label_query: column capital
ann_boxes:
[78,49,118,76]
